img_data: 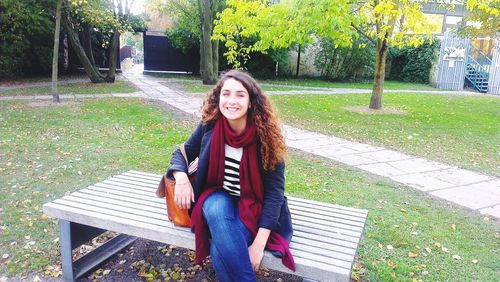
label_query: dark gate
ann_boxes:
[143,31,199,73]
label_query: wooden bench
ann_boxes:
[43,170,368,282]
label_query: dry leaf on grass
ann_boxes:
[408,252,419,258]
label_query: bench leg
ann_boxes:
[59,220,137,282]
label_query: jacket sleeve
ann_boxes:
[166,122,204,179]
[258,161,285,231]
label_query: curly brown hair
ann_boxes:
[201,70,287,171]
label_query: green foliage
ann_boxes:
[213,0,358,69]
[314,37,375,81]
[0,0,57,78]
[389,39,439,84]
[456,0,499,39]
[152,0,201,54]
[166,26,200,54]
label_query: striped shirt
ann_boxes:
[222,144,243,196]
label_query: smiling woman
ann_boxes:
[162,70,294,281]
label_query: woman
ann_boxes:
[166,70,295,281]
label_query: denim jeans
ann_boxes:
[202,191,257,282]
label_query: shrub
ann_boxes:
[388,39,440,84]
[314,37,375,81]
[0,0,56,78]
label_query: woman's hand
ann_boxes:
[248,242,265,273]
[248,228,271,273]
[173,172,194,209]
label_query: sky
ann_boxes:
[130,0,146,15]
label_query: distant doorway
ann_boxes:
[120,32,144,73]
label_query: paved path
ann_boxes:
[122,72,500,219]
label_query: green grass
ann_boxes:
[260,78,438,90]
[1,99,499,281]
[0,80,137,96]
[169,80,315,94]
[0,75,88,87]
[0,99,191,275]
[286,154,500,281]
[271,93,500,176]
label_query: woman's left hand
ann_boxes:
[248,243,264,273]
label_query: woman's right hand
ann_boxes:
[173,172,195,210]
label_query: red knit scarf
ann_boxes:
[190,117,295,271]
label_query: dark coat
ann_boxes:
[166,122,293,240]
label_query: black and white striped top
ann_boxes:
[222,144,243,196]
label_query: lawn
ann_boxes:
[166,80,302,94]
[0,75,88,87]
[271,93,500,176]
[0,99,498,281]
[260,78,438,91]
[154,75,437,93]
[0,80,137,96]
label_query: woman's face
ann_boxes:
[219,78,251,129]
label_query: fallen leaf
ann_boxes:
[452,255,461,260]
[451,224,456,231]
[116,268,124,273]
[1,254,9,259]
[408,252,419,258]
[387,245,394,250]
[472,259,478,264]
[425,248,431,253]
[103,269,111,275]
[33,275,41,282]
[441,246,449,253]
[119,259,126,264]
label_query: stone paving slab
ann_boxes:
[479,205,500,218]
[431,180,500,210]
[390,173,456,192]
[422,168,493,186]
[122,72,500,219]
[355,162,410,177]
[355,150,414,162]
[384,158,452,174]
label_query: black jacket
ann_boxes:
[166,122,292,240]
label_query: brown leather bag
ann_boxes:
[156,144,198,227]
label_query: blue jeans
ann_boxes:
[202,191,257,282]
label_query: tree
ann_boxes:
[152,0,222,84]
[456,0,500,39]
[0,0,57,78]
[63,0,145,83]
[52,0,63,103]
[214,0,437,109]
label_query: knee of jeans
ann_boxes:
[202,192,235,222]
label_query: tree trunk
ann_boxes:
[62,10,105,83]
[296,45,301,77]
[81,24,96,69]
[212,39,219,79]
[106,31,120,82]
[51,0,62,103]
[369,38,388,109]
[200,0,216,84]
